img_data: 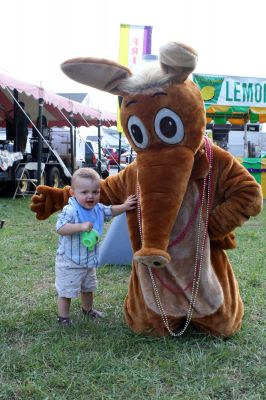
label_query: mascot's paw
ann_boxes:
[134,248,170,268]
[210,232,237,249]
[30,185,71,220]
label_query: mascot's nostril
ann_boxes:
[141,262,148,267]
[153,261,162,266]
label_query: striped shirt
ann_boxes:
[56,200,112,268]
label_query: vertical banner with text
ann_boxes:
[117,24,153,131]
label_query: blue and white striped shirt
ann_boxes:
[56,199,112,268]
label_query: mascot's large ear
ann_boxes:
[159,42,198,83]
[61,58,132,96]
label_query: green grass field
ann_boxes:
[0,198,265,400]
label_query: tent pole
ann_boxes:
[243,123,248,158]
[74,125,77,164]
[97,123,102,176]
[118,131,122,172]
[13,89,19,152]
[37,98,44,184]
[69,112,74,173]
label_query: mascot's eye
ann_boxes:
[127,115,149,149]
[154,108,184,144]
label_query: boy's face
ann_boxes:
[70,177,100,209]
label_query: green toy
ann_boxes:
[81,229,100,251]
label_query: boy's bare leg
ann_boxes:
[57,297,71,318]
[81,291,93,312]
[81,292,104,318]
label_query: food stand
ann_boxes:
[193,73,266,198]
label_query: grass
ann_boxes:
[0,198,265,400]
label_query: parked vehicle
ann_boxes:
[0,127,72,196]
[85,140,110,178]
[120,149,137,165]
[103,147,119,165]
[0,127,110,197]
[206,123,266,157]
[51,129,110,179]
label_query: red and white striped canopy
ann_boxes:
[0,71,116,128]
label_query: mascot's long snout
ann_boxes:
[133,146,195,268]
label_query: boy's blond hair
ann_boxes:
[71,168,100,188]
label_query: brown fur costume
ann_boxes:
[31,42,263,336]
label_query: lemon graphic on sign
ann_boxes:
[201,86,215,101]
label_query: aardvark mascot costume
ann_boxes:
[31,42,263,337]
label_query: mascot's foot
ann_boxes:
[134,248,170,268]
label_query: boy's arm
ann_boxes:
[111,195,137,217]
[57,221,93,236]
[100,163,136,205]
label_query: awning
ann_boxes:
[204,105,266,125]
[0,70,116,128]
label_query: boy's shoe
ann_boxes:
[82,308,105,319]
[57,316,72,326]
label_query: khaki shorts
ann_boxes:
[55,254,97,298]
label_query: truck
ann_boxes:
[0,125,70,196]
[206,123,266,158]
[0,125,110,196]
[50,127,110,179]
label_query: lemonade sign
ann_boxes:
[193,75,225,104]
[193,74,266,107]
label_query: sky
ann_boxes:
[2,0,266,113]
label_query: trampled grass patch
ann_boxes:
[0,198,265,399]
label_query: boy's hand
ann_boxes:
[124,194,137,211]
[111,195,137,217]
[80,222,93,232]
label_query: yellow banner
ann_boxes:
[117,24,153,132]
